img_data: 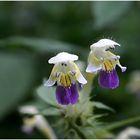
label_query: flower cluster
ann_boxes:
[44,39,127,105]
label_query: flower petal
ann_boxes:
[43,78,56,87]
[48,52,78,64]
[117,63,127,72]
[22,123,34,134]
[77,73,87,84]
[86,63,101,73]
[44,64,58,87]
[98,69,119,89]
[56,86,70,105]
[56,84,79,105]
[69,62,87,85]
[90,39,120,50]
[69,84,79,104]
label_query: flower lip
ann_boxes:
[48,52,78,64]
[90,39,120,50]
[98,69,119,89]
[56,84,79,105]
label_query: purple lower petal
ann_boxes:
[98,69,119,89]
[56,86,70,105]
[56,84,79,105]
[69,84,79,104]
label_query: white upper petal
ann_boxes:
[48,52,78,64]
[19,105,38,114]
[90,39,120,50]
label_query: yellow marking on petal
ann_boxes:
[103,60,114,72]
[60,73,71,87]
[65,74,71,87]
[60,73,67,87]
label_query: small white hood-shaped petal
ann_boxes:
[90,39,120,50]
[19,105,38,114]
[48,52,78,64]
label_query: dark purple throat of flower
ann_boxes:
[56,84,79,105]
[98,69,119,89]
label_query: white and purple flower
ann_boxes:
[86,39,127,89]
[44,52,87,105]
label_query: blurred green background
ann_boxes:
[0,1,140,138]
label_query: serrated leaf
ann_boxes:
[37,86,58,107]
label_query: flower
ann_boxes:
[86,39,127,89]
[19,105,56,138]
[117,127,140,139]
[44,52,87,105]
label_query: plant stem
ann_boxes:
[105,115,140,131]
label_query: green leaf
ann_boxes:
[86,116,104,127]
[0,52,36,119]
[41,107,61,116]
[37,85,58,107]
[93,1,131,28]
[19,97,61,116]
[0,37,87,59]
[87,114,108,124]
[94,101,115,112]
